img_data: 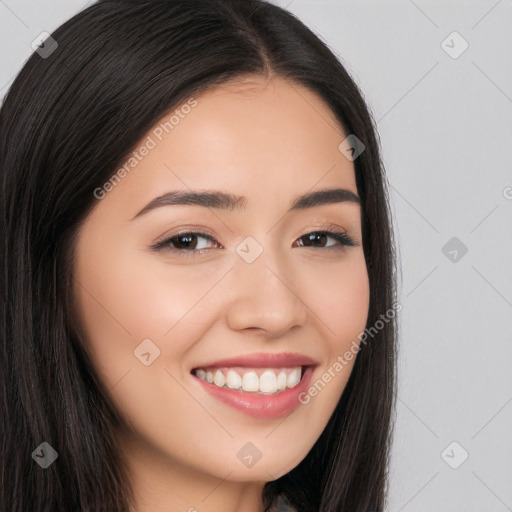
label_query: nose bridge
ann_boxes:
[225,234,308,335]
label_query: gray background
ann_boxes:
[1,1,511,510]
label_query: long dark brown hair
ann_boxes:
[0,1,398,510]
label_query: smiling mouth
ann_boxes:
[191,366,308,395]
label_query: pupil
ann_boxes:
[176,235,196,249]
[303,232,325,247]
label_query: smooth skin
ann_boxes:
[72,74,370,512]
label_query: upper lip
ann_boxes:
[191,352,319,370]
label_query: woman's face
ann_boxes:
[72,75,369,494]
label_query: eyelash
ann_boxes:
[151,226,356,258]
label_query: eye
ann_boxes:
[151,231,219,257]
[151,227,356,258]
[294,229,356,250]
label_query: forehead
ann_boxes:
[96,75,357,217]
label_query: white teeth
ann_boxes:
[287,368,301,388]
[242,371,260,392]
[213,370,225,387]
[226,369,242,390]
[194,366,304,394]
[259,370,278,393]
[277,371,287,391]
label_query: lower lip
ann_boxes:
[192,366,315,419]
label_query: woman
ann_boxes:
[0,0,398,510]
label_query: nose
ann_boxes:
[225,245,308,338]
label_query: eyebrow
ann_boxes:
[131,187,360,220]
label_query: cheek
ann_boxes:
[101,249,231,334]
[306,252,370,348]
[297,253,369,406]
[72,244,229,385]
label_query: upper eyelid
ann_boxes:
[153,229,216,246]
[156,220,354,241]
